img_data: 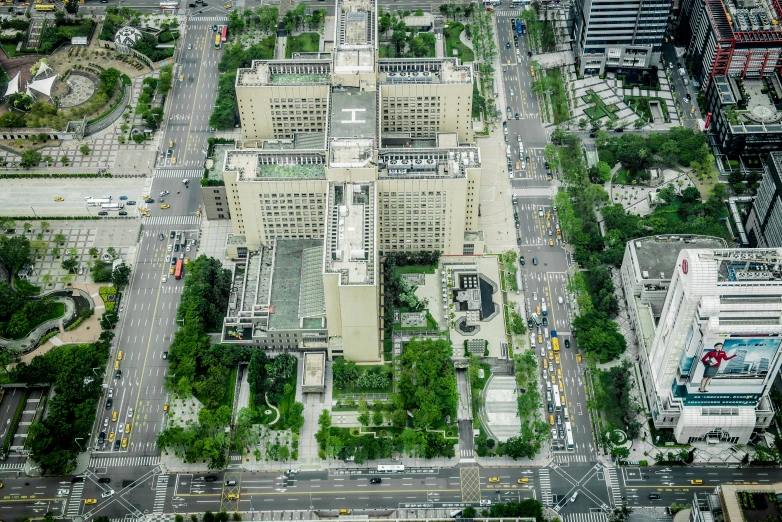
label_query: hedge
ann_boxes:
[0,216,101,221]
[200,178,225,187]
[0,173,112,179]
[65,317,84,331]
[37,330,58,345]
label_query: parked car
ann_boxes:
[98,211,108,216]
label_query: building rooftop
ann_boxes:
[225,150,327,181]
[378,147,480,179]
[627,235,728,281]
[302,352,326,389]
[325,182,376,285]
[329,138,374,168]
[236,60,332,87]
[714,249,782,282]
[715,75,782,134]
[378,58,473,84]
[329,89,377,139]
[337,0,375,46]
[269,239,326,330]
[209,143,234,182]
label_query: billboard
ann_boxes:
[674,335,782,406]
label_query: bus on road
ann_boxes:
[34,4,55,10]
[159,1,179,8]
[101,203,124,211]
[175,259,184,279]
[221,25,228,43]
[553,384,561,412]
[565,422,574,450]
[377,465,404,473]
[214,34,221,49]
[551,330,559,352]
[86,198,113,206]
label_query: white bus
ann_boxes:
[377,464,405,473]
[565,421,574,450]
[482,0,501,5]
[160,1,179,8]
[553,384,561,411]
[101,203,124,211]
[86,198,112,207]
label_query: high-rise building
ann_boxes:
[643,248,782,444]
[678,0,782,89]
[219,0,483,361]
[571,0,669,75]
[745,152,782,248]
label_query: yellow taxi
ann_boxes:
[690,479,703,485]
[125,423,132,434]
[546,211,551,219]
[488,477,500,483]
[196,208,201,217]
[546,220,550,228]
[537,334,543,344]
[172,157,177,164]
[169,140,174,148]
[577,354,583,364]
[112,411,118,422]
[109,431,115,442]
[84,499,97,505]
[117,350,123,361]
[228,493,240,500]
[122,437,128,448]
[179,75,184,82]
[548,350,553,360]
[542,358,548,369]
[54,197,64,202]
[549,239,554,246]
[530,65,535,77]
[549,414,554,425]
[161,204,170,209]
[170,267,175,275]
[224,3,231,7]
[557,368,562,378]
[143,195,150,200]
[338,509,350,515]
[555,353,561,365]
[164,403,170,412]
[517,478,529,484]
[184,257,189,265]
[114,360,120,371]
[550,374,556,384]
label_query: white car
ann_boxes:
[533,292,538,301]
[166,255,171,263]
[127,408,134,418]
[102,490,114,499]
[186,246,191,252]
[168,245,172,252]
[162,276,168,283]
[543,370,549,381]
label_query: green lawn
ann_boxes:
[548,68,569,124]
[14,278,40,295]
[613,167,644,185]
[393,309,438,332]
[286,33,320,58]
[584,90,619,122]
[276,368,299,428]
[392,264,438,276]
[20,302,66,339]
[1,43,17,58]
[194,366,237,410]
[444,22,474,63]
[379,44,396,58]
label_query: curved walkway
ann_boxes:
[265,393,280,426]
[481,374,521,442]
[0,287,94,353]
[84,84,131,136]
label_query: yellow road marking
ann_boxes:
[181,27,212,165]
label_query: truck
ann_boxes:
[551,330,559,352]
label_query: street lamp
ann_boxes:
[74,437,84,452]
[30,206,37,218]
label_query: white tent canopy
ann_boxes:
[26,74,57,98]
[4,72,20,97]
[35,62,54,78]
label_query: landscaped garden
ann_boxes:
[286,33,320,58]
[444,22,474,62]
[583,90,619,122]
[624,95,670,123]
[736,491,782,522]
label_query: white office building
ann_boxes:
[647,248,782,444]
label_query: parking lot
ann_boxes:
[0,178,149,217]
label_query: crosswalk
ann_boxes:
[154,169,204,178]
[143,215,202,225]
[89,455,160,468]
[66,481,85,517]
[495,9,525,16]
[539,468,552,506]
[459,449,473,458]
[153,474,169,513]
[187,15,228,21]
[563,513,609,522]
[511,187,554,198]
[0,461,24,469]
[606,466,622,506]
[553,453,590,464]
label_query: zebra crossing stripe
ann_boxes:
[67,482,85,516]
[143,215,202,225]
[539,469,552,506]
[187,16,228,20]
[0,462,24,469]
[606,467,622,506]
[563,513,609,522]
[154,169,204,178]
[153,474,169,513]
[511,187,553,198]
[89,456,161,468]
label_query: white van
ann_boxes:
[563,407,569,420]
[182,179,190,185]
[546,391,552,402]
[558,296,564,305]
[570,492,578,503]
[546,381,551,391]
[544,328,550,339]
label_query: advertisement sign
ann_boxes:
[674,335,782,406]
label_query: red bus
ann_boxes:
[175,259,183,280]
[221,25,228,43]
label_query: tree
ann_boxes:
[577,118,588,130]
[357,411,370,427]
[62,257,79,273]
[372,409,384,426]
[53,233,66,244]
[592,119,603,131]
[0,235,31,275]
[80,144,91,155]
[633,118,645,129]
[60,156,70,166]
[462,507,477,518]
[112,263,132,289]
[19,150,42,169]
